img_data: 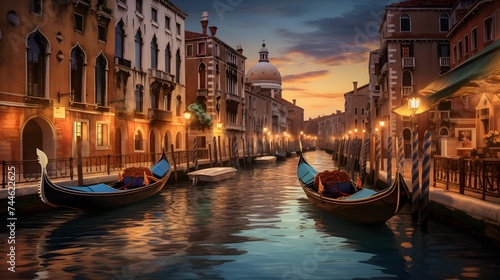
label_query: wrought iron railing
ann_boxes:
[434,156,500,200]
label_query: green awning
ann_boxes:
[393,40,500,116]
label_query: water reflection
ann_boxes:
[1,151,499,279]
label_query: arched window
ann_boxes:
[175,95,181,116]
[151,36,158,69]
[27,31,48,97]
[70,45,85,102]
[165,44,171,73]
[175,49,181,83]
[95,54,107,106]
[151,82,159,109]
[198,63,207,89]
[134,30,143,69]
[134,130,143,151]
[402,70,413,96]
[439,14,449,32]
[115,21,125,59]
[135,84,143,112]
[400,14,411,32]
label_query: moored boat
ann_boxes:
[254,155,277,164]
[36,149,171,212]
[187,167,237,184]
[274,151,287,161]
[296,154,410,225]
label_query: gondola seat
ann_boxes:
[63,183,119,193]
[343,189,377,200]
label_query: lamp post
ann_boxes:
[379,120,385,170]
[408,96,421,221]
[184,111,191,171]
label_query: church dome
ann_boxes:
[246,43,282,89]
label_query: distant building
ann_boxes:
[245,43,303,153]
[344,82,369,138]
[185,11,246,157]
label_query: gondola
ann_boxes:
[274,151,287,161]
[296,154,410,225]
[36,149,171,212]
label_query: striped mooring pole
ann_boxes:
[360,135,370,185]
[397,136,404,170]
[233,136,239,167]
[213,136,218,167]
[375,133,381,185]
[193,137,198,170]
[387,136,393,187]
[420,130,432,232]
[411,130,420,220]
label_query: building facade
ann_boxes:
[114,0,187,155]
[375,0,456,156]
[0,0,116,164]
[0,0,187,167]
[185,11,246,157]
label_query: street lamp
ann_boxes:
[379,120,385,170]
[408,95,421,221]
[184,111,191,171]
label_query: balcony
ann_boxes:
[149,108,173,122]
[226,92,240,103]
[272,108,280,117]
[439,57,450,67]
[402,86,413,96]
[96,4,112,22]
[148,68,175,84]
[196,89,208,98]
[114,57,131,68]
[402,57,415,68]
[225,123,244,132]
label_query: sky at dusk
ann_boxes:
[172,0,399,119]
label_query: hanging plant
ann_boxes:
[187,102,212,132]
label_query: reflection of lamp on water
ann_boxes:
[184,111,191,170]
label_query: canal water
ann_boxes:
[1,151,499,279]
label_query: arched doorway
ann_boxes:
[23,120,43,161]
[22,118,54,180]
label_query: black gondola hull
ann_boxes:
[38,152,171,212]
[297,154,410,225]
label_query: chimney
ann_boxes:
[209,26,218,36]
[201,11,208,35]
[236,43,243,54]
[293,99,296,105]
[353,81,358,94]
